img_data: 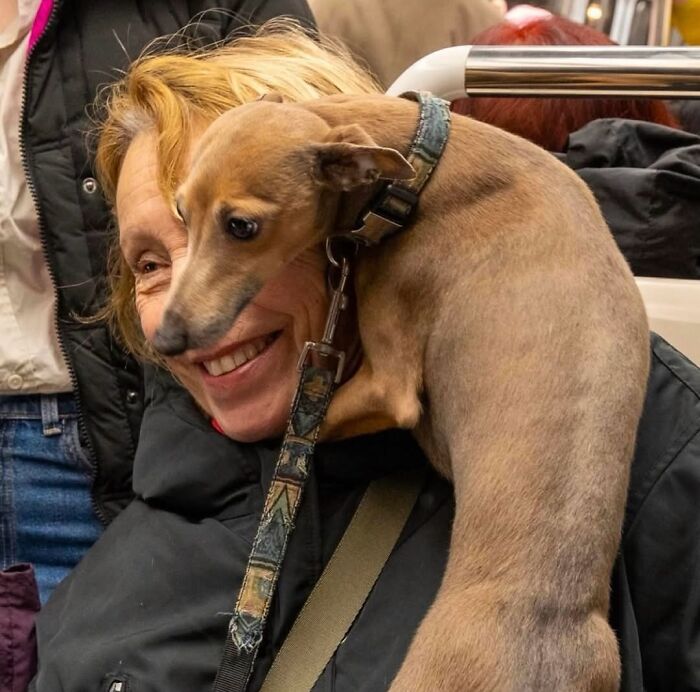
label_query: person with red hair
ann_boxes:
[454,5,700,281]
[453,4,679,151]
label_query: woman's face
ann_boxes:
[117,132,331,442]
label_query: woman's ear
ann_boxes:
[311,124,415,191]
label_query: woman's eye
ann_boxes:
[226,217,259,240]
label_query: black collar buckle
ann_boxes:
[353,183,420,245]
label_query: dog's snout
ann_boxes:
[153,310,190,356]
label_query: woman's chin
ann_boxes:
[212,403,289,443]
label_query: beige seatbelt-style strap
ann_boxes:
[259,468,426,692]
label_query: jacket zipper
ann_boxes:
[18,0,109,526]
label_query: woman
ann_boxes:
[31,24,453,691]
[453,5,700,280]
[32,22,700,692]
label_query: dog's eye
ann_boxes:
[226,217,258,240]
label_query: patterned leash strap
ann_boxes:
[212,247,351,692]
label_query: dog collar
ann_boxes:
[350,91,451,246]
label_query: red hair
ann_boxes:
[452,7,680,151]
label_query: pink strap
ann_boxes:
[28,0,54,53]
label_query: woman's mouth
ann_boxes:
[200,331,281,377]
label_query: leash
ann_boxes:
[212,241,351,692]
[212,92,451,692]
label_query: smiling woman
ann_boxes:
[99,21,374,441]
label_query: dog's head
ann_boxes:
[152,97,414,356]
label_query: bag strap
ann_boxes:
[259,468,426,692]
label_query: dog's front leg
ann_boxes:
[320,360,421,440]
[388,419,624,692]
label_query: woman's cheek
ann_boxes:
[135,259,184,343]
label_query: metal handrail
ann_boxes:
[387,46,700,100]
[647,0,673,46]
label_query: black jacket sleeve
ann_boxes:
[171,0,315,45]
[249,0,314,25]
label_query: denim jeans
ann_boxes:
[0,393,103,603]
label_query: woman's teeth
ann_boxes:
[203,334,275,376]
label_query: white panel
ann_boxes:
[636,277,700,365]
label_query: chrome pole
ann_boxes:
[465,46,700,98]
[559,0,590,24]
[609,0,638,44]
[647,0,673,46]
[387,46,700,99]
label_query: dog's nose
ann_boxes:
[153,310,190,356]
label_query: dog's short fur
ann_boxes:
[157,94,650,691]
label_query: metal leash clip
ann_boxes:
[297,237,353,384]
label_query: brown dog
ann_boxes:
[156,93,650,691]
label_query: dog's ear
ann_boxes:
[257,92,284,103]
[311,124,415,191]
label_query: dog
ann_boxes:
[154,93,650,691]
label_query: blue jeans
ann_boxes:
[0,394,103,603]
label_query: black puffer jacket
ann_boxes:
[560,119,700,280]
[25,0,314,525]
[32,335,700,691]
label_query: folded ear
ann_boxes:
[257,92,284,103]
[311,124,415,191]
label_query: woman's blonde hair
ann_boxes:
[95,19,380,359]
